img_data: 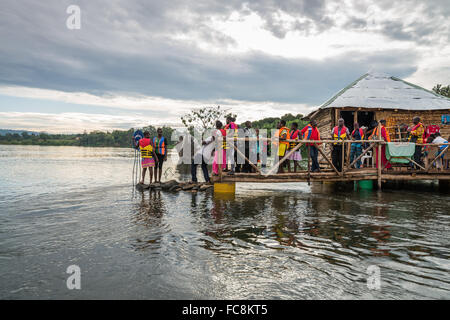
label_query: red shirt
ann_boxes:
[139,138,151,148]
[301,125,320,145]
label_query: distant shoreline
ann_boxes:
[0,142,175,149]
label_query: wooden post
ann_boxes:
[307,145,311,185]
[232,143,261,174]
[377,122,382,189]
[217,139,223,182]
[266,142,303,175]
[314,143,340,175]
[341,140,345,174]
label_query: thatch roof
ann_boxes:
[309,72,450,117]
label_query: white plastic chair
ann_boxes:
[361,150,374,168]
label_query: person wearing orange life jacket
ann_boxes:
[300,119,321,172]
[153,127,167,184]
[370,119,392,170]
[331,118,350,172]
[408,116,425,169]
[350,122,364,169]
[274,120,290,173]
[288,122,302,173]
[139,131,158,184]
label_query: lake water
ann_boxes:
[0,145,449,299]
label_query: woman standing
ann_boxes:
[212,121,227,176]
[139,131,158,184]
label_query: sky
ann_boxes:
[0,0,449,133]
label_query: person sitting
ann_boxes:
[350,122,364,169]
[301,120,321,172]
[139,131,158,184]
[430,133,449,170]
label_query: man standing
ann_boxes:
[242,121,255,173]
[350,122,364,169]
[408,116,425,168]
[301,120,321,172]
[191,134,213,184]
[153,127,167,183]
[331,118,350,172]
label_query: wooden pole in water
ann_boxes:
[307,145,311,185]
[377,122,382,190]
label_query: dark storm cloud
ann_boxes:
[0,0,443,106]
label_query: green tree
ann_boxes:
[181,106,234,135]
[432,84,450,98]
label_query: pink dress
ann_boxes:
[212,129,227,174]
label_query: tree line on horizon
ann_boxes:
[1,82,448,148]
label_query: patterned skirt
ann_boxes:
[289,151,302,161]
[141,157,155,168]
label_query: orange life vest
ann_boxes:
[351,128,364,140]
[153,136,166,155]
[333,126,348,144]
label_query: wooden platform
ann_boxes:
[212,169,450,183]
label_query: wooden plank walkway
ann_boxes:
[213,169,450,183]
[211,125,450,188]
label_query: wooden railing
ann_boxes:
[214,127,449,188]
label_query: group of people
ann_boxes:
[330,116,449,171]
[137,115,448,184]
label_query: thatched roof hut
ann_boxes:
[307,72,450,140]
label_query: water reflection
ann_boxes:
[131,190,168,251]
[2,145,448,299]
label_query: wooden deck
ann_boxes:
[211,129,450,189]
[213,169,450,183]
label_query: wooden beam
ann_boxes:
[231,143,261,174]
[314,143,340,175]
[266,142,303,175]
[426,146,449,171]
[344,143,375,172]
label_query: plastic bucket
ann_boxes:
[358,180,373,190]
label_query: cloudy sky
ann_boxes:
[0,0,449,133]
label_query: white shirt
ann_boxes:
[195,136,214,162]
[432,136,448,144]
